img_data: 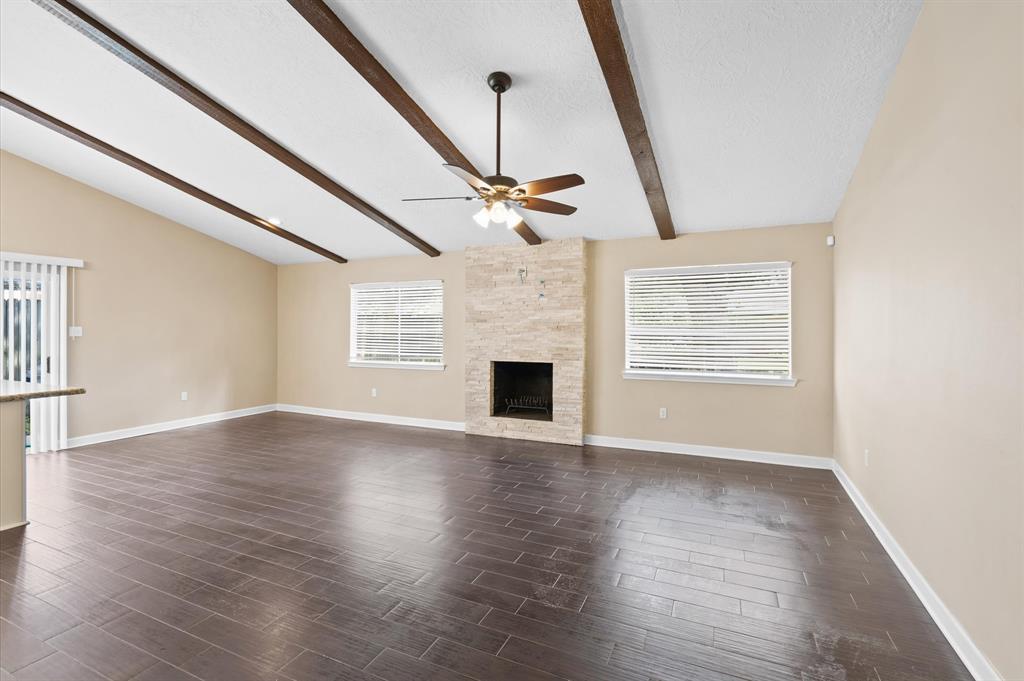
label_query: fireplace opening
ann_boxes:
[491,361,553,421]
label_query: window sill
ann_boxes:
[622,369,797,387]
[348,361,445,371]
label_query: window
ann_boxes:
[349,280,444,369]
[624,262,794,386]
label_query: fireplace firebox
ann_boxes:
[491,361,553,421]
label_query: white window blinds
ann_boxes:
[625,262,793,385]
[350,280,444,368]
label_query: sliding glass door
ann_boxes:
[1,252,81,452]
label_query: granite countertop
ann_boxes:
[0,381,86,402]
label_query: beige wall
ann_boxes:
[832,2,1023,678]
[276,253,465,423]
[0,151,278,438]
[587,224,834,456]
[278,225,834,454]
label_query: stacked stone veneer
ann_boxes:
[464,237,586,445]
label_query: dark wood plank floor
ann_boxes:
[1,412,972,681]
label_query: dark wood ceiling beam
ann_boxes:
[1,92,347,263]
[287,0,543,247]
[578,0,676,240]
[30,0,440,257]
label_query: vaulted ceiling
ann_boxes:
[0,0,920,264]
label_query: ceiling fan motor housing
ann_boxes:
[483,174,519,191]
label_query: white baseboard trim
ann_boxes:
[275,403,465,432]
[832,463,1001,681]
[0,520,29,532]
[65,404,277,449]
[583,434,833,469]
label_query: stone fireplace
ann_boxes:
[465,238,585,445]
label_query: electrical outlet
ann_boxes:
[658,407,667,419]
[864,449,870,467]
[180,391,188,401]
[371,388,377,398]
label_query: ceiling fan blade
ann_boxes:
[514,173,585,196]
[401,196,479,202]
[443,164,492,192]
[518,197,577,216]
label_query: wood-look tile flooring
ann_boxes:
[1,412,971,681]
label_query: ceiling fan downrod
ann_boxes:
[487,71,512,181]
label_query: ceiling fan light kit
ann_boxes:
[403,72,585,231]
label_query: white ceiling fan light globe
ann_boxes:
[489,201,509,224]
[472,206,491,228]
[506,207,524,228]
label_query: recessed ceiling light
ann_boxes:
[267,216,282,226]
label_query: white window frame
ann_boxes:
[623,261,795,387]
[348,279,445,371]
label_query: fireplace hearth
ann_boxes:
[491,361,553,421]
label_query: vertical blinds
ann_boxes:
[625,262,792,379]
[350,280,443,366]
[1,252,81,453]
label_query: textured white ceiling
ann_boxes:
[619,0,921,232]
[0,0,418,264]
[0,0,920,263]
[329,0,655,243]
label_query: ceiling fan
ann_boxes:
[403,71,585,229]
